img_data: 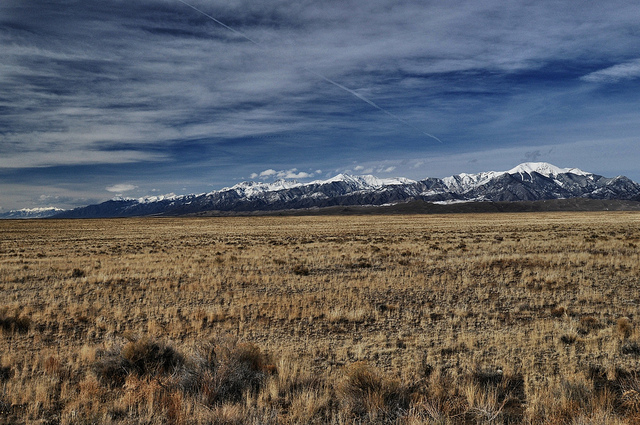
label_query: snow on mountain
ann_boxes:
[223,179,305,198]
[137,193,186,204]
[50,163,640,218]
[507,162,590,177]
[319,174,416,189]
[442,171,506,193]
[0,207,65,219]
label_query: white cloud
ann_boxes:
[106,184,137,193]
[254,168,315,180]
[250,173,258,179]
[281,170,312,179]
[581,59,640,83]
[354,165,364,171]
[259,169,277,178]
[380,166,396,173]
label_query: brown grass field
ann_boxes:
[1,212,640,424]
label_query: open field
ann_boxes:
[1,212,640,424]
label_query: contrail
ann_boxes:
[175,0,442,143]
[305,69,443,143]
[176,0,260,45]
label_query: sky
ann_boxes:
[1,0,640,211]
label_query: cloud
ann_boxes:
[254,168,315,180]
[106,184,138,193]
[0,149,167,169]
[354,165,364,171]
[259,169,277,178]
[281,170,312,179]
[581,59,640,83]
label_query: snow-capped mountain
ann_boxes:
[0,207,65,219]
[51,163,640,218]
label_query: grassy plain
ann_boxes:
[1,212,640,424]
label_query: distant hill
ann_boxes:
[0,207,65,219]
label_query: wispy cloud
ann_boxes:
[581,59,640,83]
[252,168,315,180]
[0,149,167,169]
[106,184,138,193]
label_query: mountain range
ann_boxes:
[4,162,640,219]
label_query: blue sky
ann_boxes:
[1,0,640,210]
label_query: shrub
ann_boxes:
[621,341,640,356]
[579,316,601,335]
[71,268,86,278]
[618,372,640,417]
[0,308,31,334]
[193,335,274,404]
[617,317,633,339]
[468,367,526,423]
[292,264,310,276]
[0,366,12,383]
[338,362,408,421]
[93,337,184,388]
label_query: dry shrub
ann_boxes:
[287,388,332,424]
[617,372,640,419]
[617,317,633,339]
[0,365,12,382]
[71,268,86,278]
[561,333,578,345]
[255,357,331,423]
[0,308,31,334]
[338,362,409,421]
[190,335,274,405]
[121,337,184,376]
[93,336,184,388]
[416,367,466,420]
[292,264,310,276]
[579,316,601,334]
[620,341,640,356]
[121,374,185,423]
[61,374,110,424]
[468,367,526,423]
[43,355,61,376]
[539,378,596,424]
[208,403,245,425]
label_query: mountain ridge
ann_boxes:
[4,162,640,218]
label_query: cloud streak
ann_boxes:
[106,184,138,193]
[581,59,640,83]
[252,168,315,180]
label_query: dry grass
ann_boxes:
[1,212,640,424]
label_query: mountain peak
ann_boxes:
[319,174,416,188]
[39,163,640,219]
[507,162,590,177]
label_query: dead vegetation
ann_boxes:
[1,212,640,423]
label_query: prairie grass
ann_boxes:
[0,212,639,423]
